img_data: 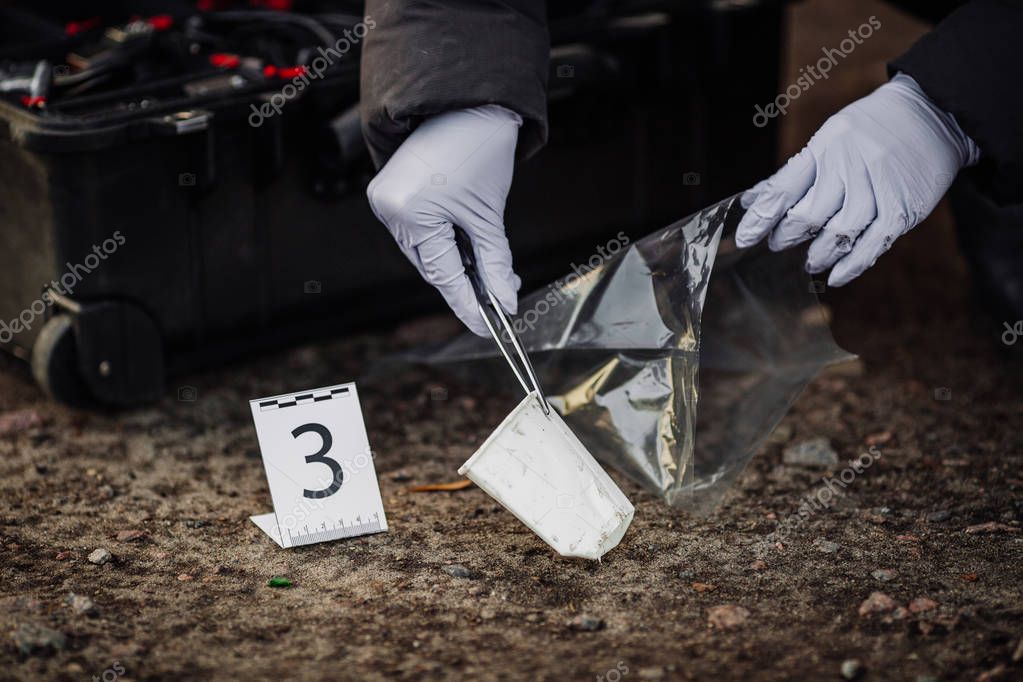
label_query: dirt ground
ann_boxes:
[2,1,1023,681]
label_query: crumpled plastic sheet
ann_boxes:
[419,194,853,514]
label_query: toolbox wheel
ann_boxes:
[31,315,94,407]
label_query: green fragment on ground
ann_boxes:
[267,576,292,588]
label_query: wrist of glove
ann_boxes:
[367,104,523,336]
[736,72,980,286]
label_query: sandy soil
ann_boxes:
[2,1,1022,680]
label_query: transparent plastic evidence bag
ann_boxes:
[421,194,852,514]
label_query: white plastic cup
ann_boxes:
[459,391,635,560]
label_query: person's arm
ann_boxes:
[889,0,1023,203]
[360,1,548,336]
[735,0,1023,285]
[359,0,549,169]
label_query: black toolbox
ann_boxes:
[0,0,785,406]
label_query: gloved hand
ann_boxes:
[366,104,522,336]
[736,73,980,286]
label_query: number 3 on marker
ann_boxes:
[293,423,343,499]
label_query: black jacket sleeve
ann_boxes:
[889,0,1023,202]
[359,0,549,169]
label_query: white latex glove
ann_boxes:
[736,73,980,286]
[366,104,522,336]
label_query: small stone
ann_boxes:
[442,564,473,579]
[707,604,750,630]
[864,431,892,447]
[97,485,115,500]
[177,573,193,581]
[858,591,896,616]
[65,593,97,616]
[54,551,73,561]
[814,538,840,554]
[767,423,793,445]
[822,358,864,377]
[871,569,896,582]
[479,608,496,620]
[116,529,147,542]
[926,510,952,523]
[0,409,42,436]
[976,664,1007,682]
[88,548,112,565]
[691,582,717,593]
[908,597,938,614]
[783,437,838,467]
[109,642,143,659]
[11,623,66,656]
[638,667,665,680]
[749,560,767,571]
[840,659,864,680]
[965,521,1019,534]
[567,614,604,631]
[1,595,42,614]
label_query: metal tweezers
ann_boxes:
[455,228,552,416]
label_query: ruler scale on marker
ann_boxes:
[287,512,384,546]
[248,382,388,549]
[259,386,351,411]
